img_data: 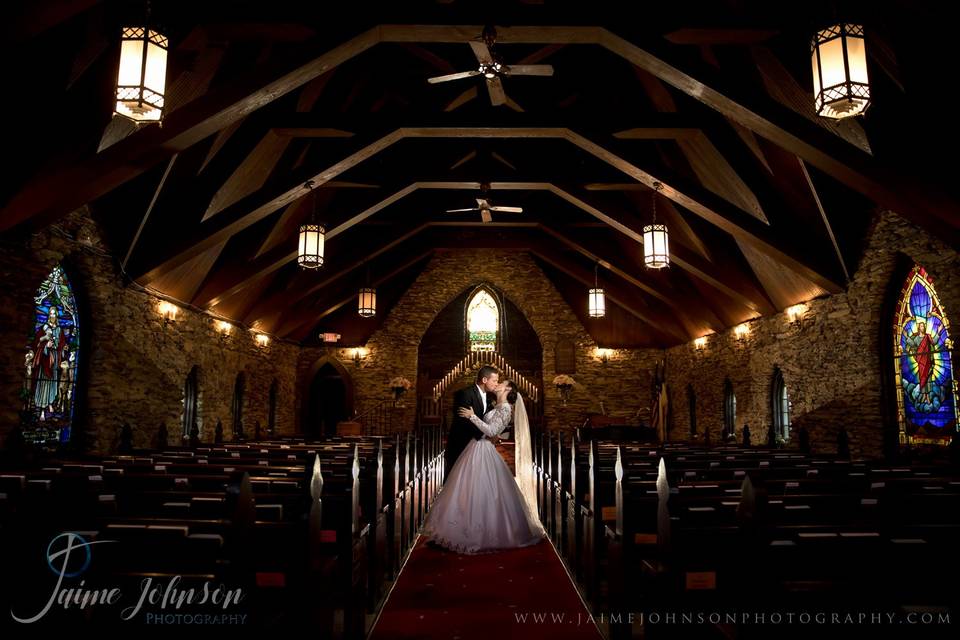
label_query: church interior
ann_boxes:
[1,1,959,636]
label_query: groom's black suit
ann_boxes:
[444,384,494,484]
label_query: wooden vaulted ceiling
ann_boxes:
[3,1,957,348]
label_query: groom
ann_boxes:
[444,365,501,484]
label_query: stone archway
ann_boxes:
[355,250,600,430]
[419,282,544,412]
[300,355,355,438]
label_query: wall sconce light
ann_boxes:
[352,347,368,367]
[733,323,751,341]
[594,347,613,363]
[786,303,808,329]
[215,320,233,335]
[254,333,270,347]
[694,336,708,351]
[158,300,178,323]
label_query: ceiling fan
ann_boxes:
[445,183,523,223]
[427,25,554,106]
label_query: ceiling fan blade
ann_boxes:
[446,208,479,213]
[486,76,506,106]
[427,70,482,84]
[503,64,554,77]
[469,40,494,65]
[475,198,490,207]
[490,206,523,213]
[480,209,493,223]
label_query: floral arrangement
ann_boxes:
[389,376,412,390]
[552,374,576,388]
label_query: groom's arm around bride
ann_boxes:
[443,366,499,483]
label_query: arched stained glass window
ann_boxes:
[466,288,499,352]
[723,378,736,439]
[182,366,200,438]
[687,384,697,437]
[23,264,80,444]
[772,367,791,441]
[232,372,246,439]
[268,379,279,436]
[894,266,958,445]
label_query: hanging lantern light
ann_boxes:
[643,182,670,269]
[811,23,870,119]
[298,180,325,270]
[358,264,376,317]
[358,288,377,317]
[114,3,168,124]
[588,263,606,318]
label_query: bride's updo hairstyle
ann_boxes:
[504,380,519,404]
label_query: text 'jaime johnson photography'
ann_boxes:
[11,532,246,625]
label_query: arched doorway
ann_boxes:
[303,360,354,438]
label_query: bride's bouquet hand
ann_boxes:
[458,407,475,418]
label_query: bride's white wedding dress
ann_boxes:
[424,402,546,554]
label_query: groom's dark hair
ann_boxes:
[476,365,499,384]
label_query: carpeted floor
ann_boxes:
[369,536,603,640]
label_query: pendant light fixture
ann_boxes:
[114,1,168,123]
[643,182,670,269]
[298,180,325,270]
[588,263,606,318]
[811,23,870,119]
[358,264,376,317]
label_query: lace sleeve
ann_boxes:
[469,404,511,437]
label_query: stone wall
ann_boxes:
[0,209,299,453]
[338,249,663,433]
[664,210,960,459]
[6,206,950,460]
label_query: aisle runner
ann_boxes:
[370,537,603,640]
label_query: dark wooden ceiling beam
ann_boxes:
[798,157,851,283]
[546,185,777,315]
[553,177,826,302]
[563,132,845,293]
[5,23,953,246]
[529,246,686,343]
[283,250,435,340]
[535,224,720,337]
[0,25,383,232]
[130,124,844,296]
[169,167,813,314]
[242,221,432,323]
[599,29,960,240]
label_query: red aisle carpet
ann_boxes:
[369,536,603,640]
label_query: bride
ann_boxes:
[423,380,546,554]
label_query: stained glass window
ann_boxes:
[22,264,80,445]
[232,372,246,438]
[687,384,697,436]
[772,367,791,440]
[723,378,736,438]
[467,289,499,352]
[268,379,279,436]
[894,266,958,445]
[182,366,200,438]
